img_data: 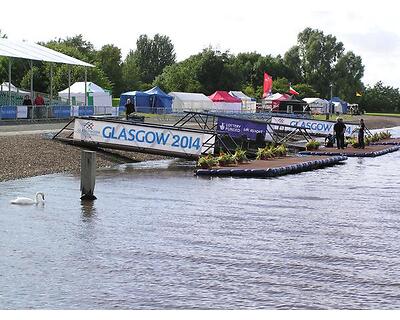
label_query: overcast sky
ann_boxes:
[2,0,400,89]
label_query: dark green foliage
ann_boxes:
[360,82,400,113]
[0,26,398,112]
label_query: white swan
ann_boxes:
[10,192,45,205]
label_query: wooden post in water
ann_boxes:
[80,150,97,200]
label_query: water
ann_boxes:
[1,128,400,309]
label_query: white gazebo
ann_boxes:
[303,98,330,114]
[169,92,213,112]
[59,82,112,106]
[229,91,256,113]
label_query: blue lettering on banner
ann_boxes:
[100,125,201,150]
[102,126,113,138]
[136,130,145,142]
[128,129,135,141]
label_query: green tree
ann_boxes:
[154,48,242,95]
[291,83,319,99]
[57,34,97,62]
[333,51,364,102]
[360,81,400,113]
[121,50,143,92]
[153,62,202,93]
[294,27,344,97]
[96,44,123,95]
[283,46,303,84]
[272,77,289,93]
[134,34,176,84]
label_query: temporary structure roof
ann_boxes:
[59,82,108,94]
[169,92,213,112]
[144,86,173,113]
[303,97,329,114]
[0,82,30,95]
[59,82,111,106]
[209,91,242,103]
[209,91,242,112]
[119,91,151,112]
[0,38,93,67]
[229,91,253,101]
[229,91,256,113]
[263,93,283,101]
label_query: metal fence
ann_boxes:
[0,105,120,120]
[0,104,312,121]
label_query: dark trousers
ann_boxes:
[336,133,345,149]
[358,132,365,148]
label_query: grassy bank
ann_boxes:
[365,113,400,117]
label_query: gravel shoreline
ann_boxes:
[0,134,169,182]
[1,115,399,182]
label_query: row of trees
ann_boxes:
[0,27,399,112]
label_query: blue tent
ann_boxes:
[144,87,173,114]
[119,91,152,113]
[329,97,348,114]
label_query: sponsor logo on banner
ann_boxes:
[271,116,358,136]
[73,118,214,156]
[217,116,270,140]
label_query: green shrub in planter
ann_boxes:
[233,148,248,163]
[197,154,218,169]
[275,144,287,157]
[305,139,321,151]
[267,144,278,157]
[379,131,392,139]
[371,133,380,142]
[347,137,359,148]
[217,152,237,167]
[256,147,274,160]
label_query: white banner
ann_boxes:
[16,106,28,118]
[73,118,215,157]
[271,116,358,136]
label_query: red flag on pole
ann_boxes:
[289,86,299,95]
[263,72,273,98]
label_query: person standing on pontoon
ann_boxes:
[358,119,365,149]
[333,117,346,149]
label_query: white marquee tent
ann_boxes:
[303,98,329,114]
[0,38,94,105]
[59,82,112,106]
[0,82,30,95]
[169,92,213,112]
[229,91,256,113]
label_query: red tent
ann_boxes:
[272,93,291,111]
[208,91,241,103]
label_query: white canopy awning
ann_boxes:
[0,38,93,67]
[59,82,108,94]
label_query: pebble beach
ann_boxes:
[0,134,168,182]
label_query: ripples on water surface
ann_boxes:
[1,128,400,309]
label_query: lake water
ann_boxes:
[1,128,400,309]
